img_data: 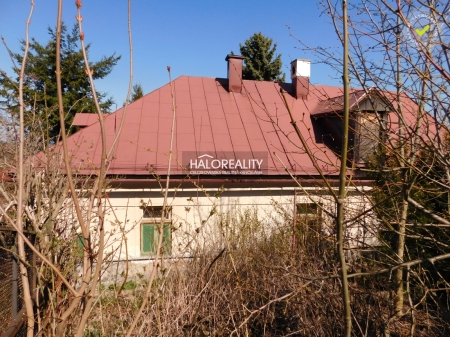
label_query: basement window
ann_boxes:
[141,206,171,256]
[295,203,322,244]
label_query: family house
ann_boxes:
[64,55,415,260]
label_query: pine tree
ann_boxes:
[238,32,285,82]
[131,84,144,102]
[0,24,120,141]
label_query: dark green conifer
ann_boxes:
[237,32,285,82]
[0,24,120,141]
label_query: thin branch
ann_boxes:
[17,2,35,335]
[0,205,77,296]
[407,196,450,226]
[126,65,177,337]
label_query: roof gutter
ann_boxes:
[106,177,373,189]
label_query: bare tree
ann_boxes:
[287,0,450,333]
[0,0,134,335]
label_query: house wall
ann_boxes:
[101,186,378,261]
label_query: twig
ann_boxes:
[230,282,313,336]
[126,65,177,337]
[0,204,78,295]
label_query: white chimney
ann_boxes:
[291,59,311,78]
[290,59,310,99]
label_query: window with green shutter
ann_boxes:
[141,206,172,256]
[76,235,85,258]
[141,223,171,255]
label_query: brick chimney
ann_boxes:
[225,54,245,93]
[291,59,310,99]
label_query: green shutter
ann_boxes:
[142,223,171,256]
[76,235,85,257]
[163,224,171,255]
[142,224,155,254]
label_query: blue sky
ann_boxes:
[0,1,343,107]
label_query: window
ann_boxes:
[354,112,386,163]
[141,206,171,256]
[295,203,322,246]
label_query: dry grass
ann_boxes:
[72,211,450,337]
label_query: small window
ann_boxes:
[355,112,386,163]
[143,206,171,221]
[295,203,322,245]
[297,203,320,215]
[141,223,171,256]
[141,206,171,256]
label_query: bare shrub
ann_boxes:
[82,207,446,336]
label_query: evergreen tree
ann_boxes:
[368,143,450,285]
[0,24,120,141]
[237,32,285,82]
[131,84,144,102]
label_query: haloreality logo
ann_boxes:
[182,152,268,175]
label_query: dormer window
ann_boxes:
[311,88,392,166]
[354,111,386,164]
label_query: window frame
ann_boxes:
[354,111,386,164]
[295,202,323,244]
[140,206,172,256]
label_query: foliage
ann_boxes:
[0,24,120,142]
[237,32,285,82]
[369,149,448,227]
[131,84,144,102]
[368,143,450,286]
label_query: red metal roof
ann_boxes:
[62,76,348,177]
[58,76,423,178]
[72,113,99,128]
[310,89,367,116]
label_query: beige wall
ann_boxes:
[99,186,378,260]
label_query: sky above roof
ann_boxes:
[0,0,343,108]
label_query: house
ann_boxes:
[59,55,422,261]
